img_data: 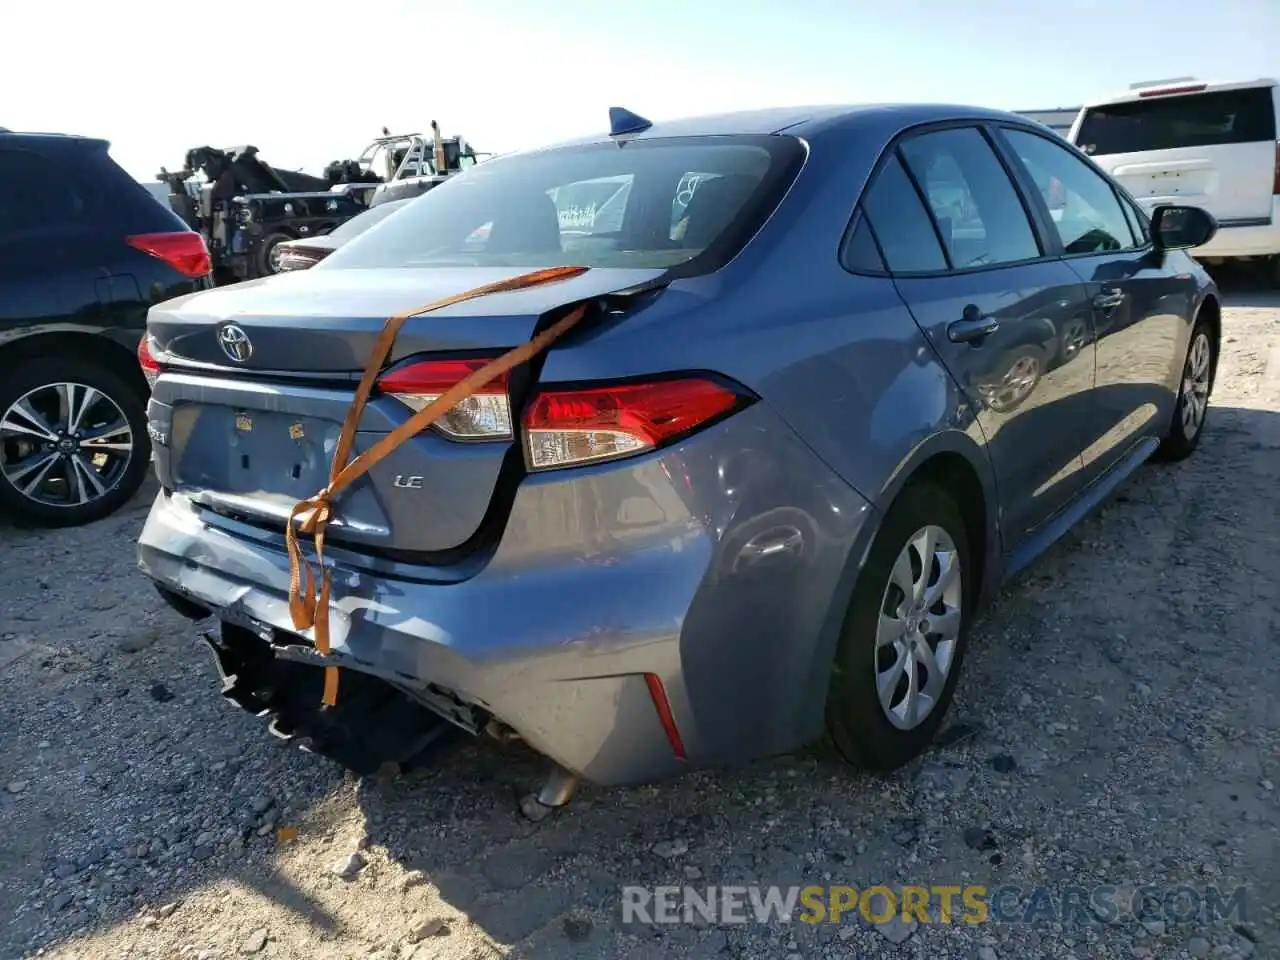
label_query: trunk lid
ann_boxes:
[1097,143,1275,222]
[149,266,665,556]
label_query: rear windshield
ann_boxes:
[317,135,804,275]
[1075,86,1277,155]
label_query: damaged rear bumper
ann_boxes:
[136,405,875,787]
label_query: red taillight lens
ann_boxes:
[126,231,212,278]
[1137,84,1206,98]
[523,377,744,471]
[137,334,161,390]
[1273,142,1280,196]
[376,357,512,439]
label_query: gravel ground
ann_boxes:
[2,290,1278,960]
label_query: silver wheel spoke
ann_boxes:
[877,614,908,645]
[6,450,59,490]
[1,399,59,442]
[80,422,132,453]
[922,551,959,610]
[912,639,947,702]
[63,384,99,434]
[878,647,909,713]
[929,606,963,638]
[69,454,107,504]
[890,551,917,605]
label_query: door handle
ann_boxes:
[947,314,1000,343]
[1092,288,1125,311]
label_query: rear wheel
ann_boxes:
[254,231,293,278]
[0,358,151,527]
[825,481,972,771]
[1156,319,1215,461]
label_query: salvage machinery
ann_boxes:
[158,123,488,284]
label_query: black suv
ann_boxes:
[0,131,212,527]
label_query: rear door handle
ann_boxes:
[1093,288,1125,311]
[947,314,1000,343]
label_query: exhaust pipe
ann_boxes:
[432,120,447,175]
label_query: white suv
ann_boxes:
[1070,77,1280,283]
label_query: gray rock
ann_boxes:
[978,948,998,960]
[6,780,28,794]
[51,892,74,912]
[652,839,689,859]
[241,927,269,954]
[408,917,446,942]
[1141,918,1166,936]
[1188,936,1210,958]
[332,851,366,879]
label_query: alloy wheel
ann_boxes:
[1181,331,1211,440]
[875,524,964,731]
[0,382,134,509]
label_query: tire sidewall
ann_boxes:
[0,357,151,527]
[826,481,973,771]
[1159,318,1215,460]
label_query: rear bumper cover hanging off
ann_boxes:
[137,401,876,787]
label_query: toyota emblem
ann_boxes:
[218,324,253,363]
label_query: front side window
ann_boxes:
[1004,129,1138,255]
[898,126,1041,269]
[320,136,802,275]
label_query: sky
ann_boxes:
[3,0,1277,184]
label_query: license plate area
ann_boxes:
[171,404,337,499]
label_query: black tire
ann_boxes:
[0,357,151,528]
[825,481,972,771]
[254,232,293,278]
[1156,317,1215,462]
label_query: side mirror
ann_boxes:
[1151,204,1218,252]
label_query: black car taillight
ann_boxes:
[126,231,212,278]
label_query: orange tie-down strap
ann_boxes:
[285,265,591,706]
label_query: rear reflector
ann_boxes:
[126,231,212,278]
[523,376,744,471]
[644,673,687,761]
[137,334,161,390]
[376,357,513,439]
[1274,142,1280,196]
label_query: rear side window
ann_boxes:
[1075,86,1277,155]
[859,155,948,273]
[319,135,804,276]
[0,148,87,233]
[898,127,1041,269]
[841,216,885,273]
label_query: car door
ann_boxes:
[852,125,1097,549]
[998,126,1190,479]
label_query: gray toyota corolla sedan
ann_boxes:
[136,104,1219,813]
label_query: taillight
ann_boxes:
[126,231,212,278]
[376,358,512,439]
[523,376,745,471]
[1273,142,1280,196]
[137,334,162,390]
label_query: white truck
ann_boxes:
[1070,77,1280,284]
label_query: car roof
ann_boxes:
[0,130,110,150]
[514,103,1044,156]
